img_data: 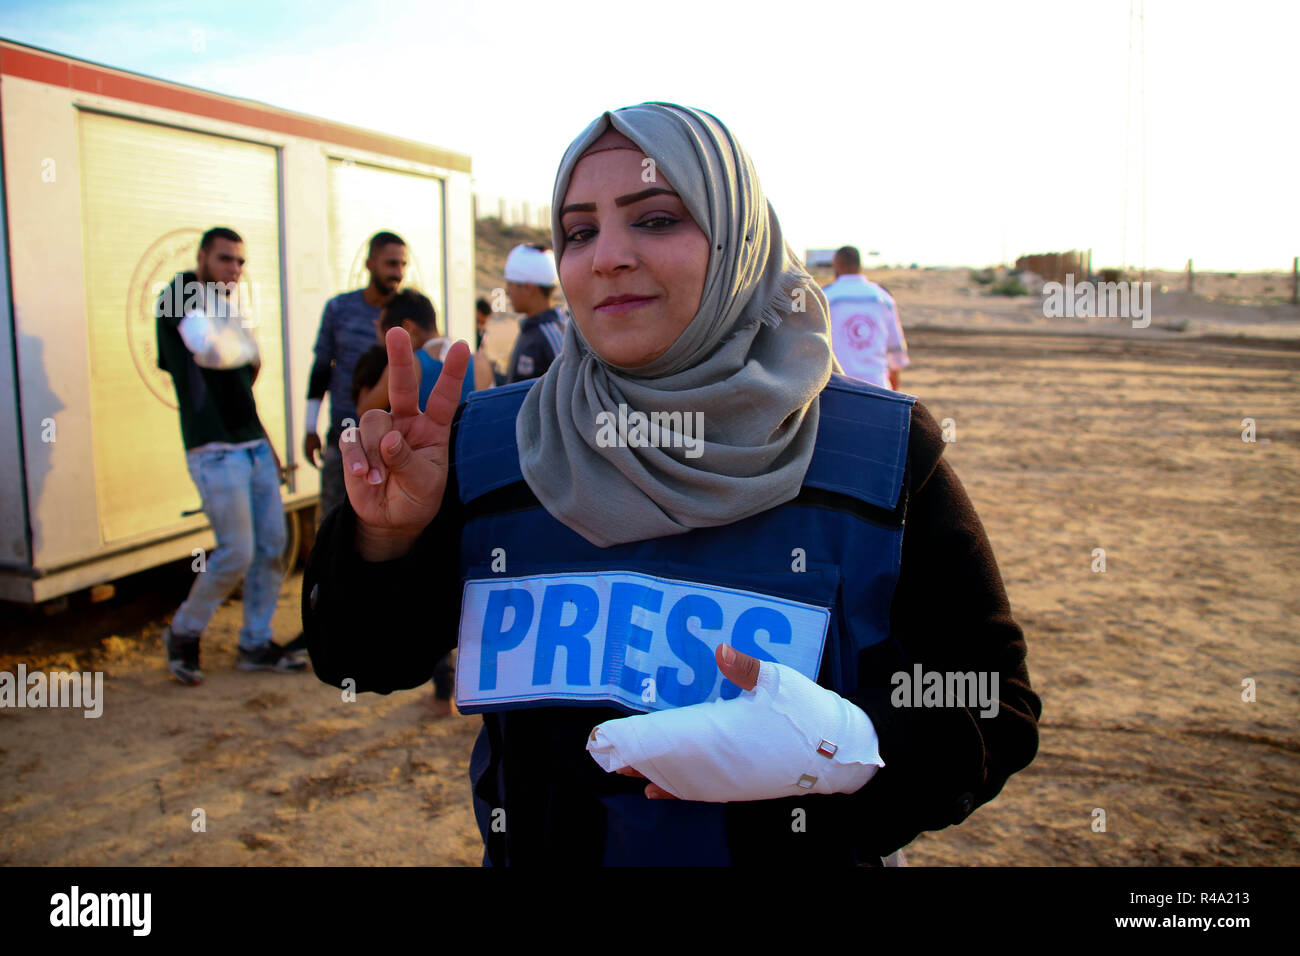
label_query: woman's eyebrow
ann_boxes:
[614,187,679,207]
[559,188,681,217]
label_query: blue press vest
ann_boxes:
[454,373,915,865]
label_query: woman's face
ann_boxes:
[558,144,710,368]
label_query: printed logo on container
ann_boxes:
[455,570,830,714]
[126,228,269,409]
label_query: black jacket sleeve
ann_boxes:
[532,331,559,378]
[301,424,465,694]
[506,327,558,383]
[307,358,332,403]
[844,399,1041,857]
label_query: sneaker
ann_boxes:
[164,626,202,686]
[236,640,308,673]
[281,632,310,665]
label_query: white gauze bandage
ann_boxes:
[504,244,558,286]
[586,660,884,802]
[179,301,260,370]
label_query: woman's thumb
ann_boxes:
[716,643,761,692]
[380,429,412,472]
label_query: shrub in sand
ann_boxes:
[989,276,1029,296]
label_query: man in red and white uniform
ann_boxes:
[822,245,909,390]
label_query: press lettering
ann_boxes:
[479,589,534,690]
[659,594,721,706]
[721,606,790,699]
[532,584,598,687]
[457,571,830,714]
[601,582,661,694]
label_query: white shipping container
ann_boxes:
[0,38,474,603]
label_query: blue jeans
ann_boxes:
[172,440,286,650]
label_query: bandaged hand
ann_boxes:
[180,308,260,370]
[586,644,884,803]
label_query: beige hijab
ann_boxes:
[515,103,835,548]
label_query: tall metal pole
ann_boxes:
[1139,0,1147,282]
[1122,0,1133,272]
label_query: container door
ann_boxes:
[78,111,285,543]
[326,158,444,318]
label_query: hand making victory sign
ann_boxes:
[339,326,471,561]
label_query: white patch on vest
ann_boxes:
[455,570,829,714]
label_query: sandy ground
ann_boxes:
[3,295,1299,865]
[0,596,485,866]
[829,266,1300,341]
[898,330,1300,865]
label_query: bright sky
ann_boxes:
[3,0,1295,271]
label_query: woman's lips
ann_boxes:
[595,296,657,315]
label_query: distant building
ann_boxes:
[1015,250,1092,285]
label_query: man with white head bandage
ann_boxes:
[502,243,567,383]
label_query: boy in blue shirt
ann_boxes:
[354,289,474,415]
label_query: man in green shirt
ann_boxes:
[155,226,305,685]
